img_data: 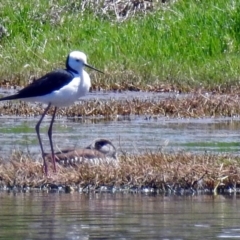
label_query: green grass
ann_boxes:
[1,0,240,89]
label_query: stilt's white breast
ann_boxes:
[26,73,91,107]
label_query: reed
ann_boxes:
[0,93,239,118]
[0,151,239,193]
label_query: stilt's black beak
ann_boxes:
[85,63,104,74]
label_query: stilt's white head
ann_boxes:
[66,51,104,74]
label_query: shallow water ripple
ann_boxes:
[0,116,239,157]
[0,192,240,239]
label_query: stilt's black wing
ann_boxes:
[0,69,74,101]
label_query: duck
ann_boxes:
[44,138,118,166]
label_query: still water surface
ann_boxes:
[0,192,240,239]
[0,116,239,157]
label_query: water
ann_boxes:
[1,90,239,156]
[0,192,240,239]
[0,116,239,157]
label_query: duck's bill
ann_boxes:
[85,63,104,74]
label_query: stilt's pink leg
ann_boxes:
[48,106,57,172]
[35,103,51,175]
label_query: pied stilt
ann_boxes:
[0,51,103,175]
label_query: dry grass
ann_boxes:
[0,93,240,118]
[0,151,239,194]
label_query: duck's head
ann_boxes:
[86,138,117,159]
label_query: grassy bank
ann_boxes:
[1,0,240,90]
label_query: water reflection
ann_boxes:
[0,192,240,239]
